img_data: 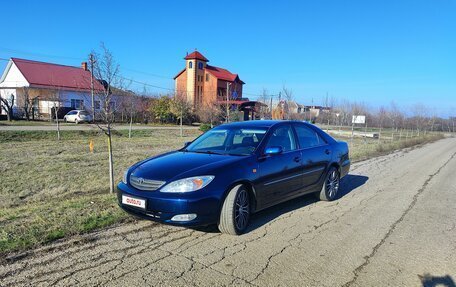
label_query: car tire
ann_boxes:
[318,167,340,201]
[218,184,250,235]
[63,118,67,123]
[75,119,79,124]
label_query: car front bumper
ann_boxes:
[117,182,221,227]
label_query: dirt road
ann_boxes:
[1,138,455,287]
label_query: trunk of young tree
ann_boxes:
[180,108,183,137]
[107,125,114,193]
[54,103,61,141]
[128,115,133,139]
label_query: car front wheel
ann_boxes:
[318,167,340,201]
[218,184,250,235]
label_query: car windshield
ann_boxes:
[185,127,268,155]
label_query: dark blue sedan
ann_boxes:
[117,120,350,235]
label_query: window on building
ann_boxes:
[94,100,101,110]
[198,62,203,69]
[189,61,193,69]
[108,101,116,111]
[70,99,84,109]
[206,74,209,81]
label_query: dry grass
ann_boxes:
[337,133,444,162]
[0,129,200,254]
[0,128,444,255]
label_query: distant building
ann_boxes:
[0,58,105,119]
[174,51,245,108]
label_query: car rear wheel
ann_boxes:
[218,184,250,235]
[318,167,340,201]
[75,119,79,124]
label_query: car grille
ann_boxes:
[130,175,165,191]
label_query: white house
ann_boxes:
[0,58,106,119]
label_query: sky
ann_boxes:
[1,0,455,117]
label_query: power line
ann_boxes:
[0,46,84,61]
[0,47,174,81]
[0,51,279,98]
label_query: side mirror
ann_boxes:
[264,146,283,156]
[183,141,191,148]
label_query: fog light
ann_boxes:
[171,214,197,222]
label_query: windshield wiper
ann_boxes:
[192,150,224,155]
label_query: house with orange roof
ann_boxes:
[174,51,245,108]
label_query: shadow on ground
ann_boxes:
[193,174,368,234]
[419,274,456,287]
[243,174,369,233]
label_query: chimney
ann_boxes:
[81,62,88,71]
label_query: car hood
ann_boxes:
[130,151,243,182]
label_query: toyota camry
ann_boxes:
[117,120,350,235]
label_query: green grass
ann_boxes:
[0,127,444,256]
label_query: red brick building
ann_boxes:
[174,51,245,108]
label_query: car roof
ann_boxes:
[216,120,312,129]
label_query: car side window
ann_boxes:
[294,125,325,149]
[265,125,297,152]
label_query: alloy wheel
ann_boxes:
[234,188,249,231]
[326,170,340,199]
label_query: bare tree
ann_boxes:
[257,88,270,119]
[0,89,15,121]
[92,43,123,194]
[411,103,427,136]
[282,86,293,120]
[18,87,34,121]
[48,88,64,140]
[170,92,192,137]
[196,98,221,128]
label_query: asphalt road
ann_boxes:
[1,138,455,287]
[0,124,198,131]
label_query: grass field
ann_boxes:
[0,127,444,255]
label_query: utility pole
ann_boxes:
[226,82,230,123]
[270,95,273,119]
[89,54,95,123]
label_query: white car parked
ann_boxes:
[63,110,92,124]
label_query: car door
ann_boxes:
[293,124,331,191]
[66,111,75,121]
[257,124,303,207]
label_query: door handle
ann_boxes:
[325,149,331,155]
[293,156,301,162]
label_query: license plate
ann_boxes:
[122,195,146,209]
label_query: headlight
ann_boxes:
[122,169,129,184]
[160,176,215,193]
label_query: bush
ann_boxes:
[199,123,211,132]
